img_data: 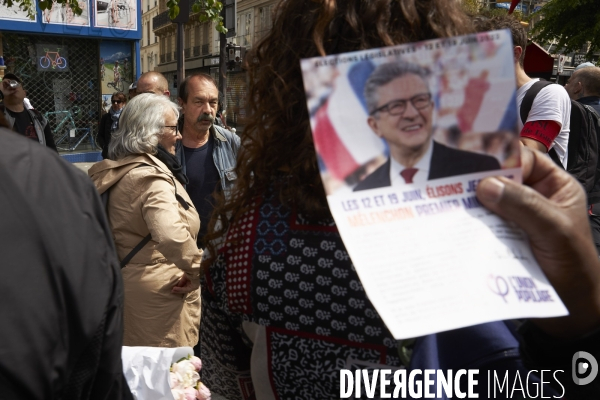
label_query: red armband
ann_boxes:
[520,120,561,151]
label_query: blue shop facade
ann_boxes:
[0,0,142,159]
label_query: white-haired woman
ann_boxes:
[89,93,201,347]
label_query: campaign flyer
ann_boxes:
[300,30,568,339]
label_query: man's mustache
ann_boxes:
[197,114,215,123]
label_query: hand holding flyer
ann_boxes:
[300,29,568,339]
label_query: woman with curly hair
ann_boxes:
[198,1,600,399]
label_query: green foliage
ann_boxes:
[533,0,599,57]
[169,0,227,34]
[461,0,480,16]
[2,0,82,20]
[461,0,525,21]
[4,0,226,34]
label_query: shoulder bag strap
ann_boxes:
[548,148,563,169]
[101,188,152,268]
[120,176,189,268]
[520,80,554,125]
[119,234,152,268]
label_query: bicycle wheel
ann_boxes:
[39,56,50,69]
[57,57,68,69]
[116,79,124,92]
[53,124,73,150]
[90,130,103,151]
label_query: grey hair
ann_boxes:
[108,93,179,160]
[364,61,431,115]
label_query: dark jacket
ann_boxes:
[354,141,501,191]
[1,102,58,152]
[98,112,114,159]
[0,129,132,400]
[576,96,600,203]
[578,95,600,114]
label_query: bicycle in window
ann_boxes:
[44,106,98,152]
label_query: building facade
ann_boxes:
[153,0,217,98]
[141,0,160,73]
[152,0,277,129]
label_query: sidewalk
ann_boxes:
[73,162,97,174]
[59,149,101,175]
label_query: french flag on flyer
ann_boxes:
[311,61,386,181]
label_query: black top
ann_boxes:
[0,129,132,400]
[183,135,220,247]
[98,112,114,159]
[578,96,600,114]
[6,107,38,142]
[0,104,58,152]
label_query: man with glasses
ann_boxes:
[0,73,57,152]
[98,92,126,159]
[354,62,500,191]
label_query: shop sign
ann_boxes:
[204,57,220,67]
[36,44,69,72]
[573,54,588,67]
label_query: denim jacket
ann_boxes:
[175,124,240,194]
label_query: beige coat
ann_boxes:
[89,153,202,347]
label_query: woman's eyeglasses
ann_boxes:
[112,100,123,104]
[164,125,179,134]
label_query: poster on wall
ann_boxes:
[36,44,69,72]
[0,3,36,22]
[100,41,133,95]
[95,0,138,30]
[42,1,90,26]
[101,94,112,113]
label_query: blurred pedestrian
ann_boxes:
[98,91,126,159]
[0,73,57,152]
[475,16,570,167]
[128,81,137,100]
[565,66,600,255]
[137,71,170,96]
[0,129,132,400]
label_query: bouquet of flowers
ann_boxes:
[169,355,211,400]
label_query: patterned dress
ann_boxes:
[200,180,403,399]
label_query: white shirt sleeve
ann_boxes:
[526,84,571,168]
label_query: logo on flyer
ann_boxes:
[487,275,554,304]
[487,274,510,302]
